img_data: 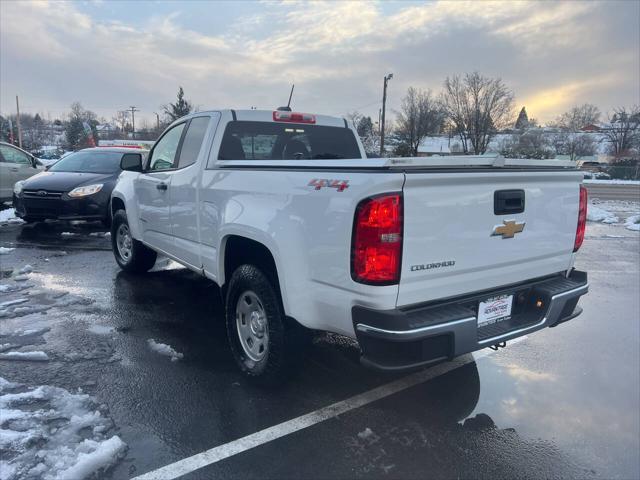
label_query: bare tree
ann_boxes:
[441,72,514,155]
[552,132,596,161]
[346,111,379,155]
[500,130,555,159]
[393,87,444,156]
[601,106,640,158]
[555,103,601,130]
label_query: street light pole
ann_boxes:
[380,73,393,156]
[129,106,139,139]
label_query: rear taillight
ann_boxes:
[351,193,403,285]
[574,185,588,252]
[272,111,316,124]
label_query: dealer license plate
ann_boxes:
[477,294,514,327]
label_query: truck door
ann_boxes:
[134,122,185,253]
[167,114,219,268]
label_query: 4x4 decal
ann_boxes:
[308,179,350,192]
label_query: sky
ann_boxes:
[1,0,639,127]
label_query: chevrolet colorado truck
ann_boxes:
[110,109,588,384]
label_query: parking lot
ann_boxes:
[0,210,639,480]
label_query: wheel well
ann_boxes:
[223,236,280,291]
[111,197,125,215]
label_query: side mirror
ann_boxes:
[31,156,38,168]
[120,153,143,172]
[45,165,51,171]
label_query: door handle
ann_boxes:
[156,182,168,191]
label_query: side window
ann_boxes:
[0,145,31,165]
[148,123,185,171]
[177,117,210,168]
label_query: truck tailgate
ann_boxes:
[397,170,583,307]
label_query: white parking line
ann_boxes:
[133,338,527,480]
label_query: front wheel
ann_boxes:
[225,264,301,386]
[111,210,157,273]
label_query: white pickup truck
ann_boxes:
[110,109,588,384]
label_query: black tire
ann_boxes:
[111,209,157,273]
[225,264,301,386]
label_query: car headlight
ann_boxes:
[13,181,24,195]
[68,184,103,198]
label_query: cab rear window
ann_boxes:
[217,121,361,161]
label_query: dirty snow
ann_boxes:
[587,205,619,224]
[17,265,33,275]
[0,378,126,480]
[61,232,77,237]
[0,351,49,361]
[0,247,15,255]
[625,214,640,232]
[88,232,110,238]
[0,208,24,225]
[147,339,184,361]
[0,298,29,308]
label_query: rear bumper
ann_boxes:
[353,270,588,371]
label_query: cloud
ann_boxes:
[1,0,637,124]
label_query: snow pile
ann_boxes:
[89,232,110,238]
[0,351,50,361]
[0,378,127,480]
[0,247,15,255]
[147,339,184,361]
[61,232,77,237]
[587,205,619,224]
[0,209,24,225]
[17,265,33,275]
[625,214,640,232]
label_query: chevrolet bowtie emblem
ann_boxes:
[492,220,525,239]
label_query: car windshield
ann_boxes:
[49,150,123,174]
[218,121,361,160]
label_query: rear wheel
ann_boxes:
[225,264,301,386]
[111,210,157,273]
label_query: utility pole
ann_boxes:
[380,73,393,156]
[153,112,160,132]
[129,106,139,139]
[15,95,23,148]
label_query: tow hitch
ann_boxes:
[489,341,507,351]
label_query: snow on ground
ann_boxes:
[0,351,49,361]
[0,378,126,480]
[587,204,619,224]
[0,247,15,255]
[0,209,24,225]
[583,179,640,185]
[625,215,640,232]
[147,339,184,361]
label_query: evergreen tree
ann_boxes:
[356,116,374,137]
[163,86,193,122]
[515,107,529,130]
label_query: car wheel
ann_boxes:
[225,264,301,386]
[111,209,157,273]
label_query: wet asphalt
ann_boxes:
[0,217,638,479]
